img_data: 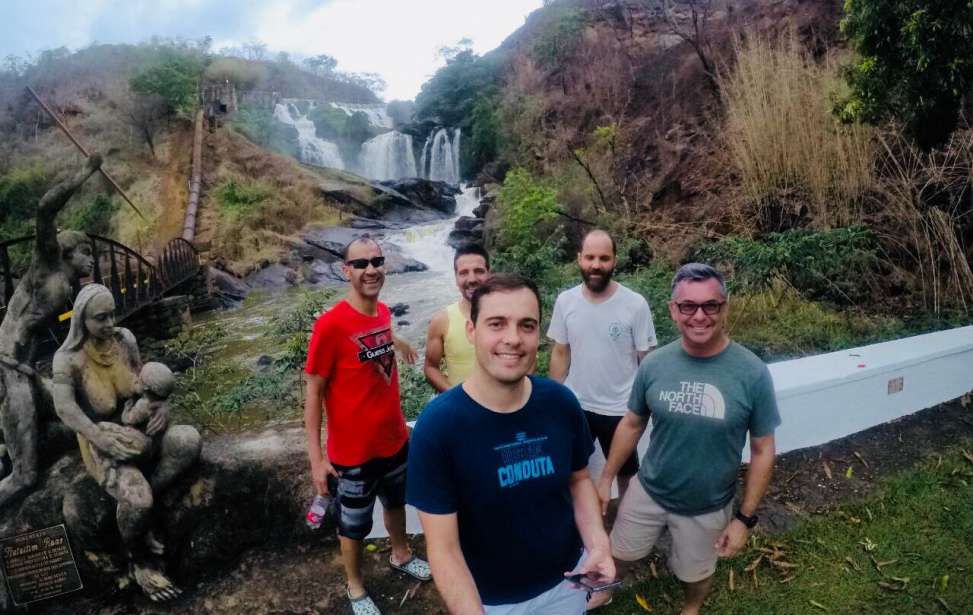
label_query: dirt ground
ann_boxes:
[39,399,973,615]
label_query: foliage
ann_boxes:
[531,7,585,68]
[399,363,435,421]
[695,226,881,305]
[492,169,564,279]
[64,194,119,236]
[232,104,300,159]
[414,50,505,127]
[276,288,339,369]
[600,439,973,614]
[719,33,874,224]
[0,165,48,240]
[129,51,204,118]
[204,57,265,88]
[217,178,271,221]
[839,0,973,150]
[307,105,375,145]
[464,92,504,177]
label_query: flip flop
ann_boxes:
[389,554,432,581]
[348,590,382,615]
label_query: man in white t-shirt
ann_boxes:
[548,229,657,501]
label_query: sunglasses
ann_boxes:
[345,256,386,270]
[675,301,725,316]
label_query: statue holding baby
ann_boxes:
[52,283,201,601]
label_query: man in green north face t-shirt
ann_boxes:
[590,263,780,614]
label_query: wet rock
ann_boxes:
[454,216,484,233]
[380,178,459,215]
[319,176,450,224]
[447,229,482,250]
[255,355,274,373]
[389,303,409,317]
[245,264,298,289]
[208,268,250,308]
[397,320,410,327]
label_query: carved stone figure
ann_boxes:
[0,154,102,508]
[52,284,201,601]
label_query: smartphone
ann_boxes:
[566,574,622,593]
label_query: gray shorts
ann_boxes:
[483,553,587,615]
[611,479,732,583]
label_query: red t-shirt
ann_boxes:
[304,300,408,466]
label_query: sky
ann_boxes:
[0,0,544,100]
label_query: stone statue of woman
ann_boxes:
[52,284,201,602]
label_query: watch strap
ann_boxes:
[734,510,758,528]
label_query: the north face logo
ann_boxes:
[354,327,395,382]
[658,381,726,420]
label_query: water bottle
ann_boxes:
[306,493,332,530]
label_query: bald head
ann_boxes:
[342,237,382,260]
[580,229,615,256]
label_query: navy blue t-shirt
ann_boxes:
[406,376,594,606]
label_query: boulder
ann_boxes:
[447,229,482,250]
[208,268,250,308]
[380,178,459,215]
[454,216,484,233]
[244,264,298,290]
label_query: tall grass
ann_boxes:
[719,33,874,227]
[873,131,973,315]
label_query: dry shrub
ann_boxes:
[719,32,874,227]
[872,130,973,315]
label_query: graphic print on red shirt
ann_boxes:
[304,300,408,466]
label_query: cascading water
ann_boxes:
[358,131,418,181]
[330,102,394,130]
[273,101,345,170]
[420,128,462,184]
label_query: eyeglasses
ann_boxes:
[675,301,725,316]
[345,256,385,269]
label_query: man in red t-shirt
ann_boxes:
[304,237,431,615]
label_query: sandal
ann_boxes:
[389,554,432,581]
[348,590,382,615]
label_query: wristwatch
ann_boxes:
[734,510,758,529]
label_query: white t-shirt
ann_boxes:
[547,283,657,416]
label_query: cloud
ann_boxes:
[0,0,543,100]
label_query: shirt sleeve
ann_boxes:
[406,412,458,514]
[627,361,652,416]
[546,293,568,344]
[566,390,595,472]
[304,313,336,378]
[748,365,781,437]
[634,296,658,351]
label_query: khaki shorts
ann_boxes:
[610,479,732,583]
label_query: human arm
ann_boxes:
[394,334,418,365]
[418,511,485,615]
[35,154,102,270]
[548,342,571,383]
[423,311,451,392]
[595,411,648,514]
[636,349,650,363]
[565,468,615,583]
[304,373,338,495]
[715,433,775,557]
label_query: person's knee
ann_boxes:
[118,469,154,512]
[164,425,202,460]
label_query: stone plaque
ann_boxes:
[1,524,82,606]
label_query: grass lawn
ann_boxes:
[602,439,973,614]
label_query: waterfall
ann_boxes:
[330,102,394,130]
[422,128,462,184]
[358,131,418,181]
[273,101,345,170]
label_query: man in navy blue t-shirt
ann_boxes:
[407,274,615,614]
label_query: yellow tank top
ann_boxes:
[443,302,475,387]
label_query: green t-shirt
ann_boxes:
[629,340,781,515]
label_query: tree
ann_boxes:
[129,52,203,118]
[839,0,973,150]
[659,0,719,96]
[303,54,338,76]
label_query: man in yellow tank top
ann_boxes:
[424,245,490,391]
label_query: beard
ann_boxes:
[581,267,614,292]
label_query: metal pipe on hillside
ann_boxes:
[182,108,204,242]
[25,86,146,221]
